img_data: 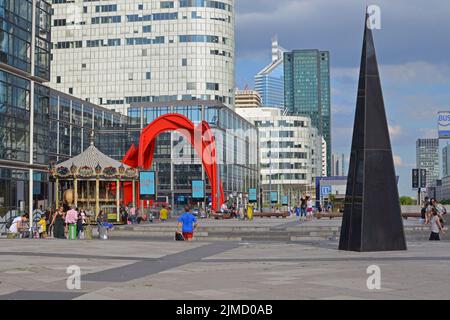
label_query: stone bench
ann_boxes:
[253,212,289,218]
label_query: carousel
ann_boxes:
[49,139,138,222]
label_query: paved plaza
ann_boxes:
[1,218,450,300]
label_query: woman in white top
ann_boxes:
[306,196,314,221]
[9,214,29,236]
[429,208,445,241]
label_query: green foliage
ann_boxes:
[400,196,413,205]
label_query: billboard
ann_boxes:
[281,196,289,206]
[438,112,450,139]
[191,180,205,200]
[270,192,278,204]
[139,171,155,199]
[248,188,257,203]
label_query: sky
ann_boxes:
[234,0,450,197]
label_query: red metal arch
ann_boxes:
[122,113,224,211]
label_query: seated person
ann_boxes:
[9,214,29,238]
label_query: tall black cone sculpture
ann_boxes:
[338,13,407,252]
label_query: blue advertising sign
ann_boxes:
[270,192,278,204]
[177,195,187,204]
[140,171,155,199]
[192,180,205,199]
[438,112,450,139]
[320,186,332,197]
[248,188,257,203]
[281,196,289,206]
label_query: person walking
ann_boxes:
[429,208,445,241]
[300,193,307,221]
[51,207,66,239]
[177,205,198,242]
[160,204,169,223]
[76,212,85,239]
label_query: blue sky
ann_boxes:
[234,0,450,197]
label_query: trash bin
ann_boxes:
[68,224,77,240]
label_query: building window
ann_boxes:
[53,19,66,26]
[142,25,152,33]
[160,1,174,8]
[128,73,133,80]
[206,82,219,91]
[82,64,86,68]
[83,6,87,13]
[138,4,144,10]
[182,58,188,66]
[56,76,61,83]
[187,82,196,90]
[146,72,151,80]
[69,88,73,94]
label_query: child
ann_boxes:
[429,208,445,241]
[37,215,47,238]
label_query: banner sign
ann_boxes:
[140,171,155,199]
[412,169,419,189]
[420,169,427,188]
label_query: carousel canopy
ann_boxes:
[53,144,136,178]
[57,145,128,170]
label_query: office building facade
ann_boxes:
[254,37,286,109]
[416,138,440,186]
[235,89,261,109]
[284,49,331,175]
[331,153,345,177]
[0,0,52,219]
[50,0,235,111]
[236,107,322,205]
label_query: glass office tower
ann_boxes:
[0,0,52,219]
[254,37,286,109]
[284,49,331,175]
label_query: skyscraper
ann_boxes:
[284,49,331,175]
[254,37,287,108]
[331,153,345,176]
[443,144,450,178]
[416,139,440,185]
[49,0,235,111]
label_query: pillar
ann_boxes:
[55,177,59,209]
[116,179,120,222]
[132,178,136,209]
[95,178,100,218]
[74,177,78,208]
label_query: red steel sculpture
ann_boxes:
[122,114,224,211]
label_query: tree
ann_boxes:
[400,196,413,205]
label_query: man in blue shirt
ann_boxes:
[177,206,198,241]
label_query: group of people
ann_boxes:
[8,205,89,240]
[120,204,172,225]
[422,197,447,241]
[294,193,314,221]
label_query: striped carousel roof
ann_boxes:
[57,144,130,170]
